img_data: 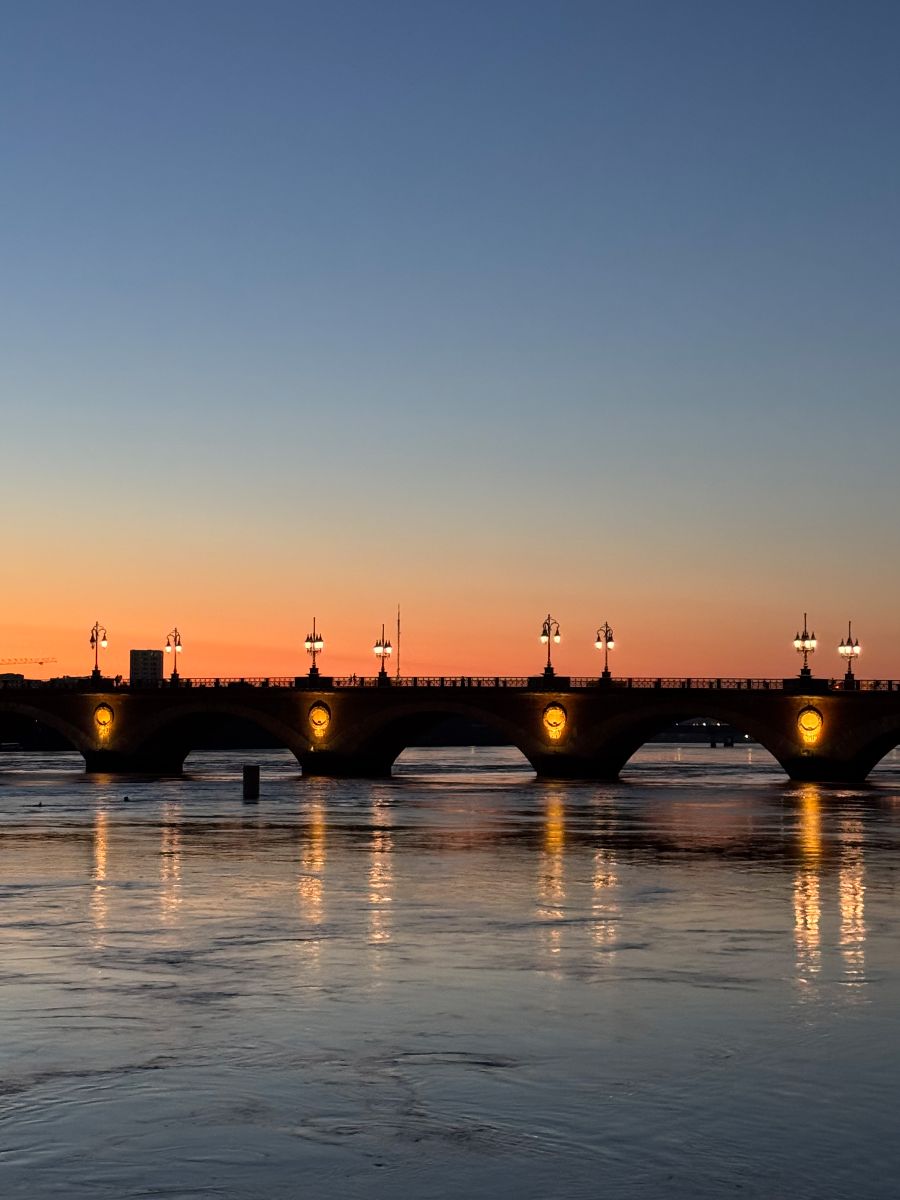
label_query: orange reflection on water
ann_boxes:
[591,846,619,954]
[298,799,327,964]
[793,787,822,994]
[159,802,183,926]
[839,816,866,990]
[89,808,109,944]
[368,799,394,963]
[538,793,566,961]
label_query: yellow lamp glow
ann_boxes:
[308,702,331,739]
[542,703,567,741]
[94,703,114,729]
[94,703,114,741]
[797,706,823,746]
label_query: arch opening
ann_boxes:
[128,709,300,776]
[613,712,782,780]
[0,711,82,771]
[855,728,900,782]
[342,708,533,780]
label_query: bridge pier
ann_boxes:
[83,749,188,775]
[298,750,395,778]
[528,751,623,781]
[779,755,869,784]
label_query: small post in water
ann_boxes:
[243,763,260,802]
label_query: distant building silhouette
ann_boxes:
[130,649,163,686]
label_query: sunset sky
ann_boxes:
[4,1,900,681]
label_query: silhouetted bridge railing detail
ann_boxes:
[4,674,900,782]
[5,676,900,693]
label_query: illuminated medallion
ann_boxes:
[94,703,114,730]
[797,706,823,746]
[542,703,567,742]
[308,702,331,740]
[94,703,114,740]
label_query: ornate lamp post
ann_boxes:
[838,620,861,689]
[165,627,183,683]
[793,613,817,678]
[89,621,108,682]
[539,613,561,678]
[304,618,325,679]
[595,621,615,682]
[374,623,392,684]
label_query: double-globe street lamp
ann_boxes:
[793,613,817,678]
[165,628,183,683]
[838,621,861,689]
[89,621,108,682]
[374,624,392,684]
[539,614,561,678]
[304,618,325,679]
[595,621,615,682]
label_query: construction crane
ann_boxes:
[0,657,57,666]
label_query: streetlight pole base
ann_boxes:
[843,671,858,691]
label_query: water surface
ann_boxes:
[2,745,899,1198]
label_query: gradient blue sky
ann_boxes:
[4,1,900,678]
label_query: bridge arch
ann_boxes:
[300,697,535,777]
[0,700,86,757]
[570,699,796,781]
[843,721,900,780]
[116,697,309,773]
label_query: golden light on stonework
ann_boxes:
[542,703,567,742]
[308,702,331,740]
[797,706,824,746]
[94,704,114,740]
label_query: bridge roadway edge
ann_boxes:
[2,681,900,783]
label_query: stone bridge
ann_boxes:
[3,674,900,782]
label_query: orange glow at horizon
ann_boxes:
[5,591,900,684]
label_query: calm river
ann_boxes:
[2,745,899,1198]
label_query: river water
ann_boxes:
[2,744,899,1199]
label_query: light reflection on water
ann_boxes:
[1,743,900,1198]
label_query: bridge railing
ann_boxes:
[4,675,900,693]
[330,675,532,689]
[600,677,790,690]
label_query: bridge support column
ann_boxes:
[83,749,188,775]
[529,752,624,781]
[780,755,869,784]
[298,750,395,778]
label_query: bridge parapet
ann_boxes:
[4,676,900,783]
[5,674,900,694]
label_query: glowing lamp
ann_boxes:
[374,624,393,678]
[838,621,861,687]
[539,614,561,677]
[165,629,183,681]
[305,618,325,675]
[89,621,108,680]
[595,621,615,680]
[793,612,816,677]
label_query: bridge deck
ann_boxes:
[3,675,899,693]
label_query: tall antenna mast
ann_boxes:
[396,603,401,680]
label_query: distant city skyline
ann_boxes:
[4,2,899,678]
